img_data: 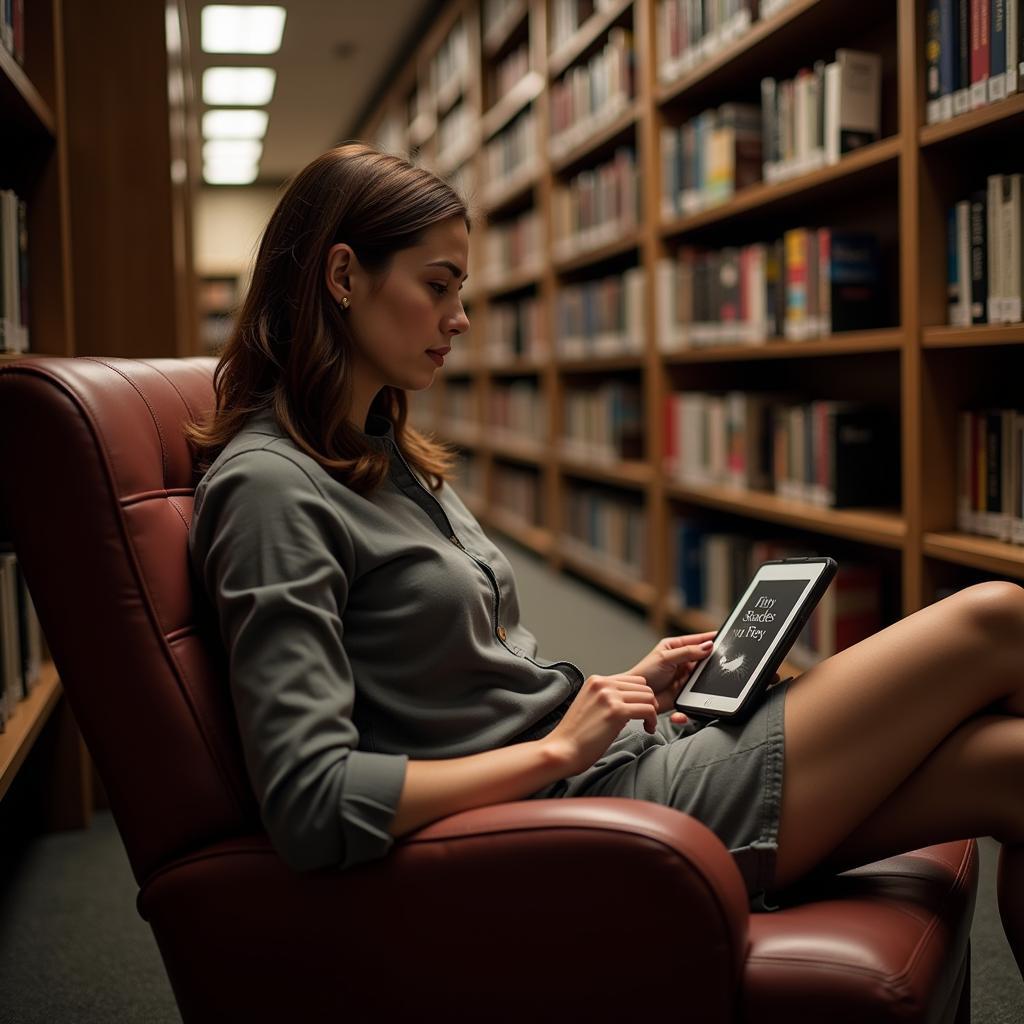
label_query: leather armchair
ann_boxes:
[0,356,977,1023]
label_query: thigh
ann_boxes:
[775,581,1024,885]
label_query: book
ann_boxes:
[969,188,989,323]
[971,0,991,107]
[991,0,1009,99]
[826,230,882,332]
[927,0,943,123]
[825,49,881,162]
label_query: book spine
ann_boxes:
[971,0,991,107]
[1002,174,1022,321]
[948,204,961,322]
[927,0,943,123]
[957,0,973,110]
[1008,0,1019,91]
[970,189,989,322]
[956,199,972,324]
[988,174,1004,322]
[991,0,1008,100]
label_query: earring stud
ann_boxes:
[340,296,350,310]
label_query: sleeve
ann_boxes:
[189,449,408,871]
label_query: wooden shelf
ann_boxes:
[481,262,543,297]
[483,509,553,557]
[919,92,1024,147]
[0,662,63,803]
[666,480,906,549]
[557,352,644,372]
[488,357,547,376]
[0,45,56,138]
[923,532,1024,580]
[560,546,656,608]
[548,0,633,80]
[922,324,1024,349]
[482,70,543,140]
[560,455,653,489]
[552,230,641,274]
[483,0,529,59]
[490,436,546,464]
[480,159,540,214]
[660,136,900,237]
[549,100,639,176]
[657,0,822,106]
[663,329,905,363]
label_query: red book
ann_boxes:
[971,0,991,85]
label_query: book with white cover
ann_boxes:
[825,49,881,164]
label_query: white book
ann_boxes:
[827,49,881,161]
[823,62,840,164]
[988,175,1005,323]
[1003,174,1023,322]
[1008,0,1020,93]
[656,258,675,352]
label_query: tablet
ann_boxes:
[674,556,837,720]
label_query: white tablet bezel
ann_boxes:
[677,560,829,716]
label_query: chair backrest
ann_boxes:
[0,356,259,884]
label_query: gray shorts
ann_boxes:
[530,680,788,900]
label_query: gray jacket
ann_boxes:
[188,409,583,871]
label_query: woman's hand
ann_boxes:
[625,632,717,717]
[540,673,659,777]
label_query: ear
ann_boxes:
[325,243,355,305]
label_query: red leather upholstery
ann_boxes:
[0,357,978,1023]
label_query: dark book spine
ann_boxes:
[992,0,1008,80]
[960,0,973,89]
[831,407,900,507]
[940,0,960,95]
[987,410,1003,518]
[928,0,943,105]
[969,189,989,323]
[828,232,882,332]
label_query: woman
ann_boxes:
[187,143,1024,971]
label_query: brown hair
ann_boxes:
[185,142,470,494]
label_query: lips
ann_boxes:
[426,346,451,367]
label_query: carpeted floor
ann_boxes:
[0,535,1021,1021]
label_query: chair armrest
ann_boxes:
[140,798,751,1022]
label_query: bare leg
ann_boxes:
[774,580,1024,889]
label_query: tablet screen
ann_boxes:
[689,578,811,698]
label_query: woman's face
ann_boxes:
[326,215,470,422]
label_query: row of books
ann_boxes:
[549,28,635,155]
[1,0,24,65]
[493,42,531,101]
[958,407,1024,543]
[493,463,543,526]
[667,522,882,667]
[0,189,29,354]
[760,49,882,184]
[433,16,471,101]
[563,485,648,580]
[947,174,1024,326]
[655,0,757,83]
[925,0,1023,125]
[484,207,542,278]
[656,228,883,349]
[489,380,548,442]
[443,380,476,428]
[660,49,881,218]
[453,450,484,506]
[563,381,645,463]
[550,0,624,56]
[663,393,900,508]
[555,267,645,358]
[0,551,43,732]
[552,146,640,259]
[484,107,538,183]
[488,296,547,364]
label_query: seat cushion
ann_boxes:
[741,840,977,1023]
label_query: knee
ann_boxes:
[956,581,1024,646]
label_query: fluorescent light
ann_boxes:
[202,109,269,139]
[203,67,276,105]
[203,139,263,163]
[204,162,260,185]
[202,5,286,54]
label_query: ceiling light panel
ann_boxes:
[201,5,287,54]
[204,162,260,185]
[202,109,269,139]
[203,67,276,106]
[203,139,264,163]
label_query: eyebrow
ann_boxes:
[426,259,468,282]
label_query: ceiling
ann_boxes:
[183,0,441,186]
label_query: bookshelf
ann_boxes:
[359,0,1024,674]
[1,0,197,828]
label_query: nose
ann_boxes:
[447,304,470,336]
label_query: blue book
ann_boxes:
[939,0,960,97]
[992,0,1008,97]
